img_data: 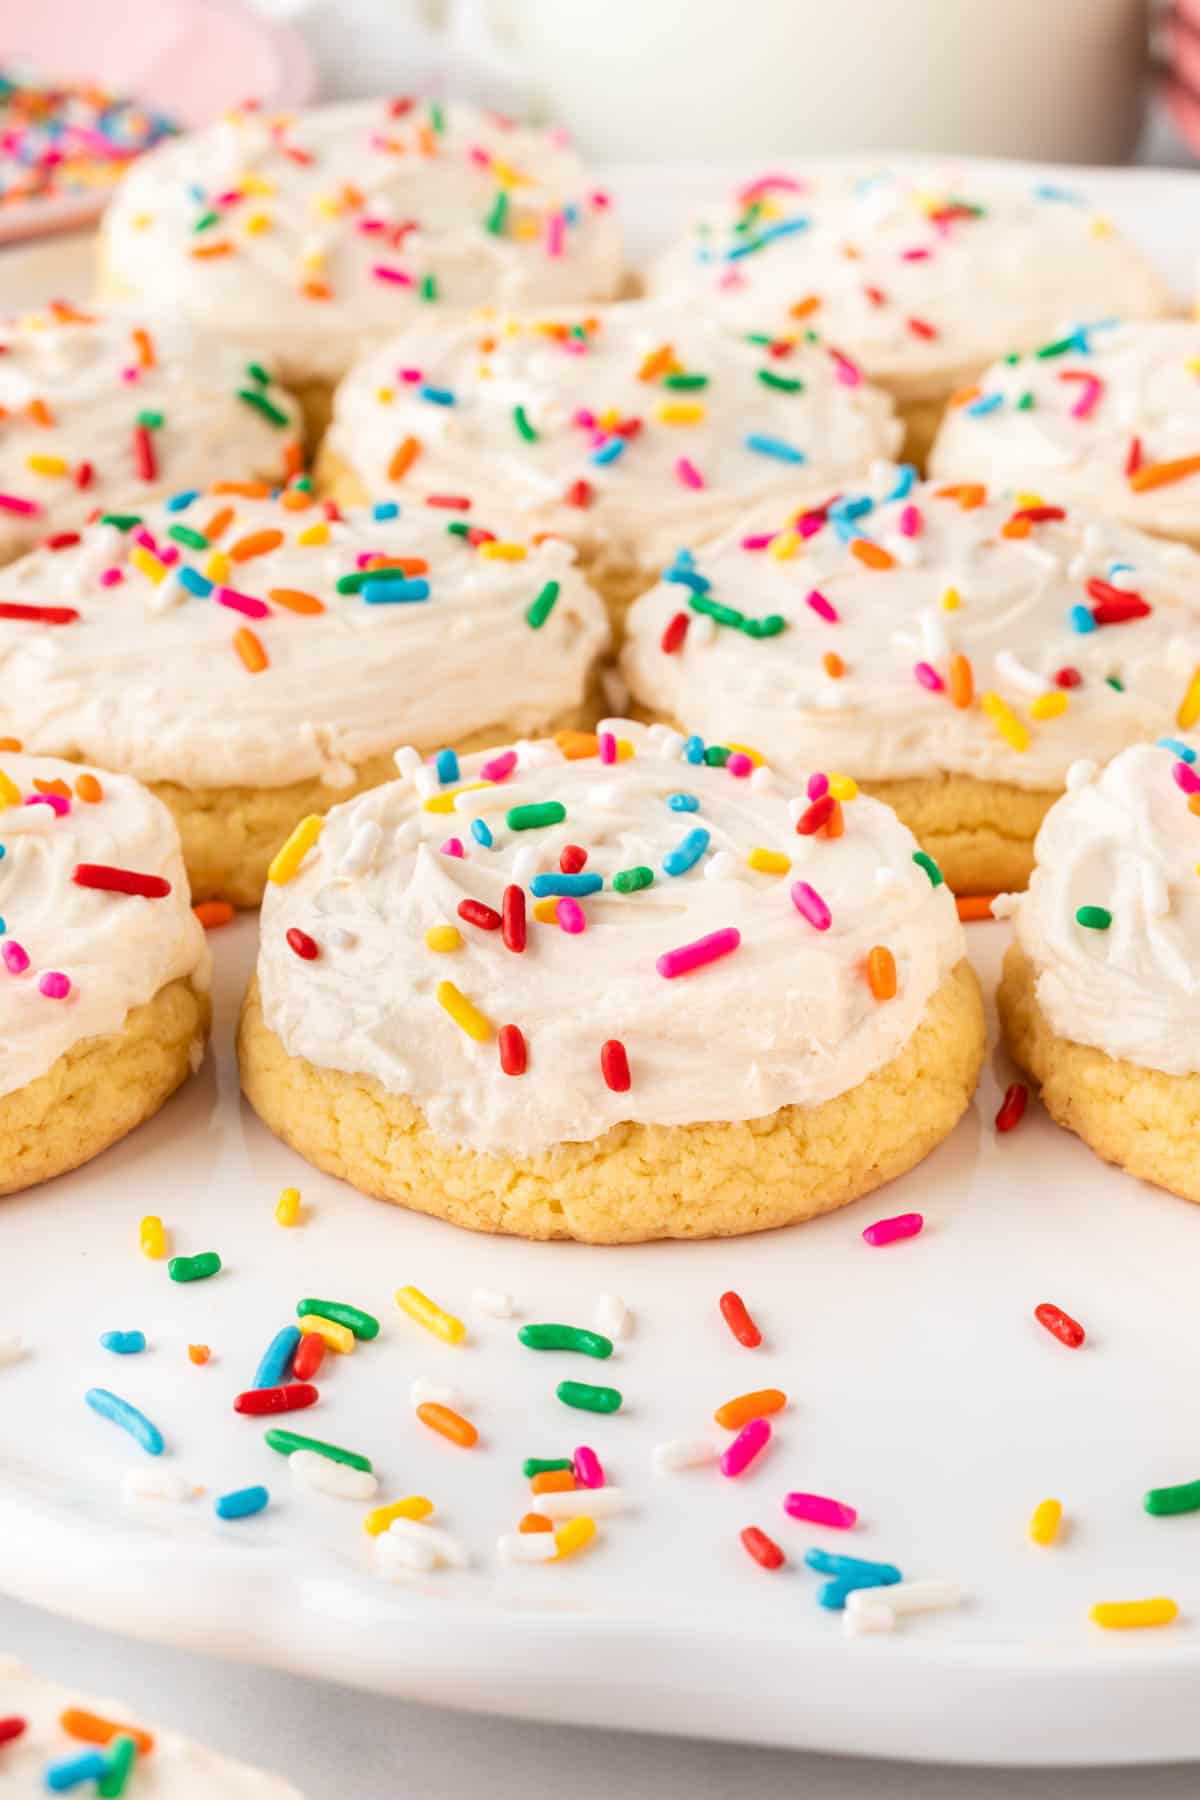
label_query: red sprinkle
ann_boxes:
[502,884,526,952]
[661,611,690,654]
[286,927,320,961]
[719,1291,762,1348]
[1125,434,1142,477]
[740,1526,785,1571]
[1035,1302,1085,1350]
[995,1082,1028,1133]
[73,863,171,899]
[43,530,82,550]
[458,897,502,932]
[0,601,79,624]
[424,494,471,510]
[133,422,157,482]
[563,478,593,507]
[292,1333,325,1381]
[560,844,588,874]
[600,1038,630,1092]
[907,316,938,340]
[1092,596,1151,626]
[1011,505,1066,524]
[233,1382,319,1415]
[795,794,836,836]
[498,1023,527,1076]
[1054,667,1083,689]
[0,1717,27,1746]
[465,526,495,547]
[75,460,94,489]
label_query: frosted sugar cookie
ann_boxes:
[648,167,1170,462]
[0,754,209,1195]
[0,484,608,906]
[999,740,1200,1203]
[238,719,984,1243]
[931,319,1200,546]
[318,299,902,630]
[0,301,301,562]
[621,468,1200,894]
[99,98,625,437]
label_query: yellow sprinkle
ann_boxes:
[298,1313,355,1354]
[395,1284,467,1346]
[515,218,539,241]
[244,211,272,235]
[1089,1598,1178,1630]
[1089,214,1113,238]
[478,541,526,561]
[490,157,530,188]
[656,401,706,425]
[554,1516,597,1560]
[1030,690,1068,721]
[204,550,231,583]
[980,691,1030,753]
[268,813,324,885]
[614,738,634,762]
[747,848,790,875]
[424,781,490,815]
[769,529,800,561]
[0,767,20,809]
[436,979,492,1042]
[1177,664,1200,730]
[139,1214,166,1260]
[425,925,463,953]
[941,586,961,611]
[1188,356,1200,378]
[1029,1498,1063,1545]
[725,741,764,766]
[275,1186,301,1227]
[375,387,394,405]
[129,545,167,585]
[827,773,858,801]
[533,897,558,924]
[363,1496,434,1536]
[298,523,329,546]
[314,193,341,217]
[25,453,69,477]
[1014,492,1044,510]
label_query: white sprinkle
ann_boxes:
[393,744,421,780]
[919,609,950,663]
[1106,564,1139,592]
[0,1333,24,1368]
[703,850,739,882]
[339,820,382,877]
[473,1287,515,1318]
[511,846,541,886]
[377,1533,437,1573]
[749,764,774,794]
[538,1486,627,1520]
[515,738,562,772]
[148,570,186,614]
[653,1438,717,1474]
[689,614,717,650]
[847,1579,961,1620]
[786,796,807,826]
[843,1597,896,1635]
[289,1449,378,1501]
[410,1375,461,1411]
[593,1294,630,1339]
[585,782,625,811]
[413,765,439,801]
[497,1530,557,1565]
[648,725,686,760]
[383,1516,468,1568]
[1065,758,1098,791]
[989,891,1020,920]
[994,650,1047,697]
[121,1467,195,1504]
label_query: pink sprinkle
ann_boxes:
[468,145,491,167]
[556,896,586,934]
[656,926,741,980]
[440,838,465,858]
[862,1211,924,1248]
[676,456,705,491]
[0,494,41,517]
[216,587,270,620]
[790,880,831,931]
[741,532,776,551]
[480,749,518,782]
[797,512,826,539]
[598,731,617,765]
[399,368,422,384]
[373,265,413,285]
[546,212,566,258]
[356,217,386,235]
[2,941,29,974]
[726,752,753,778]
[132,526,158,552]
[99,568,124,587]
[38,971,70,1000]
[120,366,140,384]
[1173,759,1200,795]
[1063,371,1104,420]
[572,408,597,431]
[26,792,69,816]
[573,1446,604,1488]
[737,172,804,205]
[806,588,838,624]
[159,546,179,567]
[717,268,746,292]
[783,1492,858,1530]
[720,1416,771,1479]
[807,772,829,800]
[914,661,944,692]
[900,247,931,261]
[590,190,611,210]
[898,504,922,537]
[829,348,862,388]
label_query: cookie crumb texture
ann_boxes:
[239,960,983,1244]
[999,942,1200,1204]
[862,773,1060,896]
[0,977,209,1196]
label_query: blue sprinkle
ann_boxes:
[668,792,699,812]
[830,494,874,521]
[1068,603,1096,635]
[215,1484,270,1521]
[178,566,213,598]
[44,1749,110,1791]
[1107,561,1134,579]
[361,577,430,603]
[1158,737,1197,763]
[563,202,579,224]
[164,488,199,513]
[85,1387,164,1456]
[726,215,810,258]
[187,182,206,202]
[744,433,806,464]
[372,500,400,521]
[1033,182,1084,204]
[0,843,5,858]
[99,1330,146,1356]
[470,818,493,848]
[817,1573,902,1610]
[806,1548,903,1580]
[670,548,696,569]
[435,748,460,785]
[419,384,456,406]
[592,436,626,466]
[530,872,604,898]
[663,826,710,876]
[252,1324,301,1391]
[0,919,6,937]
[966,392,1004,418]
[663,566,710,594]
[884,464,917,502]
[683,734,706,765]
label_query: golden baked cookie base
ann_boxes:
[0,975,209,1196]
[859,773,1060,895]
[237,957,984,1244]
[998,942,1200,1205]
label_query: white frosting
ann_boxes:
[621,468,1200,792]
[0,491,608,790]
[325,300,902,568]
[0,303,301,562]
[101,99,624,385]
[0,753,208,1098]
[930,319,1200,541]
[256,718,964,1156]
[648,166,1170,400]
[1014,740,1200,1075]
[0,1658,300,1796]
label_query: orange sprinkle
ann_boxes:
[866,945,897,1000]
[825,797,844,839]
[956,894,997,921]
[367,555,429,575]
[638,343,677,382]
[1189,794,1200,817]
[229,527,284,562]
[132,327,156,369]
[850,537,895,570]
[32,777,69,798]
[202,505,234,541]
[416,1401,478,1448]
[388,436,421,481]
[0,736,23,751]
[27,397,54,428]
[789,295,821,319]
[190,241,234,259]
[555,730,600,760]
[1001,514,1033,539]
[823,651,846,679]
[1128,453,1200,493]
[194,900,235,929]
[280,486,312,511]
[283,437,305,479]
[74,772,102,803]
[949,383,982,409]
[60,1709,154,1758]
[418,124,438,157]
[188,1344,211,1365]
[234,627,268,673]
[949,652,974,710]
[519,1512,554,1534]
[302,279,332,301]
[531,1469,576,1495]
[714,1388,787,1430]
[212,480,270,498]
[936,482,987,510]
[268,587,324,615]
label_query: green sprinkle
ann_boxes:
[246,361,272,387]
[1076,905,1112,930]
[519,1323,614,1359]
[557,1379,622,1414]
[523,1457,573,1478]
[1144,1479,1200,1517]
[743,614,787,638]
[757,369,804,393]
[238,387,290,428]
[136,410,164,430]
[704,746,730,767]
[744,332,773,347]
[526,580,559,629]
[297,1298,380,1340]
[1016,392,1035,410]
[420,273,438,303]
[168,524,209,550]
[429,100,446,134]
[1035,334,1077,360]
[690,593,744,628]
[446,520,471,539]
[335,571,368,594]
[98,1736,138,1798]
[613,865,653,893]
[1003,352,1022,365]
[264,1428,372,1471]
[507,802,566,831]
[1106,675,1124,692]
[192,209,219,233]
[100,513,142,531]
[912,850,944,887]
[167,1251,221,1284]
[513,404,539,444]
[293,474,314,492]
[485,190,509,236]
[663,372,709,390]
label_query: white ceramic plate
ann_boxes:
[2,158,1200,1769]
